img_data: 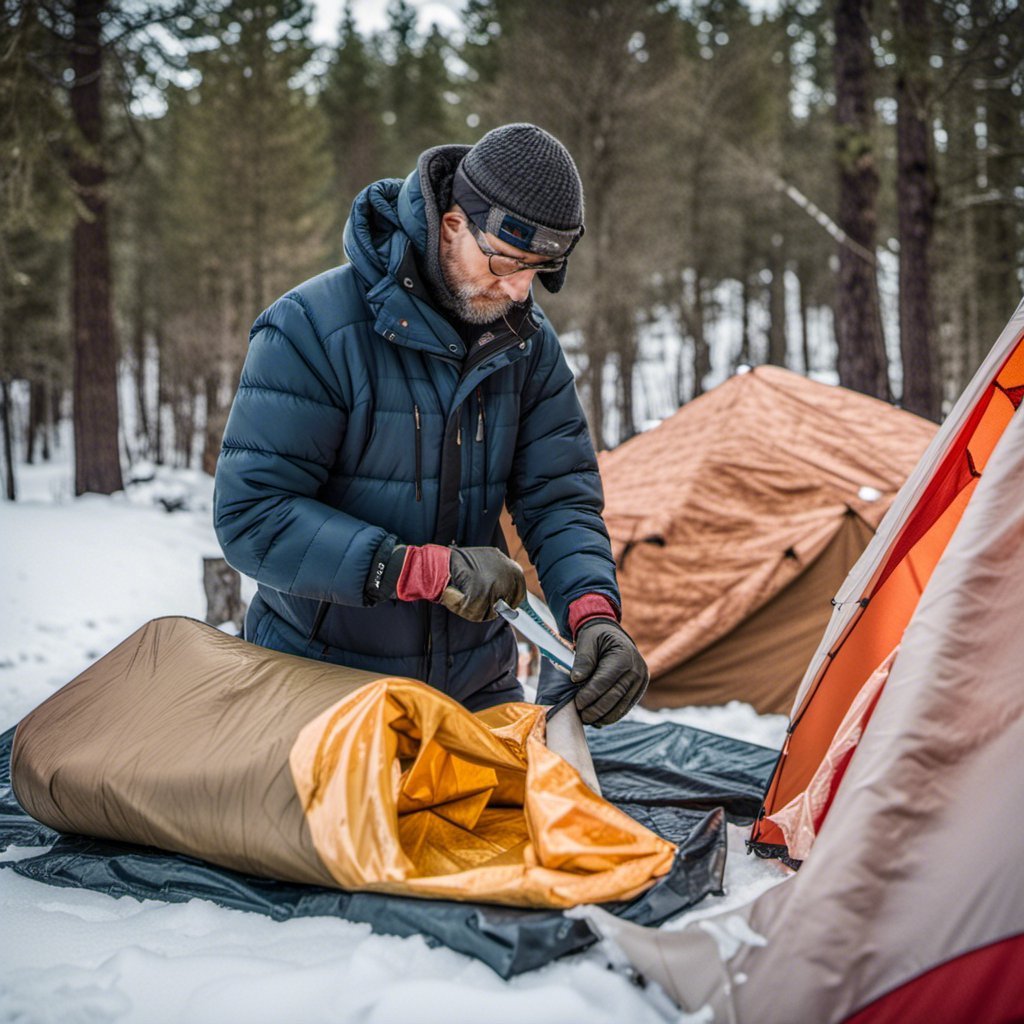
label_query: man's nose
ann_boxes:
[500,271,535,303]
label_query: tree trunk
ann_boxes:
[690,274,710,398]
[70,0,123,495]
[0,240,13,499]
[797,262,812,374]
[173,387,197,469]
[51,384,62,440]
[203,556,247,631]
[617,332,638,443]
[154,327,165,465]
[585,348,606,450]
[1,379,15,501]
[976,51,1019,365]
[687,150,712,396]
[26,377,44,464]
[738,234,754,367]
[132,277,150,454]
[41,377,52,461]
[202,371,225,476]
[833,0,890,401]
[767,236,788,367]
[187,388,199,468]
[896,0,939,420]
[963,206,981,394]
[675,335,686,407]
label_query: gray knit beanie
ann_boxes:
[453,123,584,293]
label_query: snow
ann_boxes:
[0,456,789,1023]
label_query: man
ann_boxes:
[213,123,648,725]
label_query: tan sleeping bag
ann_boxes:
[11,617,674,908]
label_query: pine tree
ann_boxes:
[320,3,462,265]
[161,0,333,473]
[463,0,685,444]
[833,0,890,400]
[895,0,939,419]
[69,0,124,495]
[321,3,387,257]
[2,0,223,494]
[0,3,75,498]
[929,0,1023,402]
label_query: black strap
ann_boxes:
[364,534,402,605]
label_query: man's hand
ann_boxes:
[440,546,526,621]
[570,620,649,726]
[385,543,526,622]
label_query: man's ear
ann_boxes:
[440,208,464,243]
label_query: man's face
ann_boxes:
[438,210,548,325]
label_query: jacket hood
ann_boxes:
[343,141,575,301]
[342,145,469,292]
[342,177,407,289]
[402,145,470,310]
[341,147,546,347]
[340,169,474,361]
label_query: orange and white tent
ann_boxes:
[753,298,1024,860]
[584,298,1024,1023]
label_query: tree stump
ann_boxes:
[203,557,247,632]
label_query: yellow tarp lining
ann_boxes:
[290,678,676,908]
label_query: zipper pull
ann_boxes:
[414,404,422,502]
[475,387,484,442]
[457,421,462,446]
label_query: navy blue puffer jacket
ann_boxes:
[213,159,619,710]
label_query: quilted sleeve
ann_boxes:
[505,327,620,635]
[213,295,390,607]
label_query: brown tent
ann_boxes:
[505,366,936,713]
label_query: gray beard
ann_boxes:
[438,247,518,325]
[446,283,517,325]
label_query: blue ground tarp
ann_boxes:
[0,721,776,977]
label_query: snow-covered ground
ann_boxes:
[0,455,789,1024]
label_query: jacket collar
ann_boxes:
[344,166,540,364]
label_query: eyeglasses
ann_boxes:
[465,220,566,277]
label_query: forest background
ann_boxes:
[1,0,1021,500]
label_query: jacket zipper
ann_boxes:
[391,312,538,690]
[423,604,433,682]
[414,403,423,501]
[433,333,523,545]
[304,599,331,659]
[426,328,532,687]
[476,386,488,514]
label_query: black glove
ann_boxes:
[441,546,527,622]
[570,620,650,726]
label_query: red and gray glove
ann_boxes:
[568,594,650,726]
[370,542,526,622]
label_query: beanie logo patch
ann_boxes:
[498,215,536,249]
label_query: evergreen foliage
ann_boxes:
[1,0,1021,493]
[159,0,331,471]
